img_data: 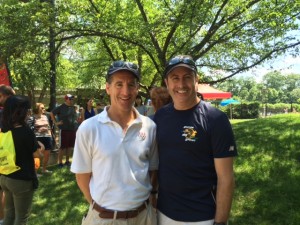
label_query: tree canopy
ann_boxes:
[0,0,299,106]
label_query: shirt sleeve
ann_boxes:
[211,113,238,158]
[70,124,93,173]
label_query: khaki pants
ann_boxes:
[158,211,214,225]
[82,203,157,225]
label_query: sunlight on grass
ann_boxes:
[230,114,300,225]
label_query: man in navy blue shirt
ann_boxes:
[154,55,237,225]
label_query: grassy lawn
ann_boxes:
[28,114,300,225]
[230,114,300,225]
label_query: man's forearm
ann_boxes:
[214,175,235,223]
[76,173,92,204]
[149,170,158,208]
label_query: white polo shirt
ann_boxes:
[71,107,158,211]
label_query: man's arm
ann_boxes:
[149,170,158,208]
[75,173,93,204]
[214,157,235,223]
[50,112,63,126]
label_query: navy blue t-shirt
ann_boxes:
[154,101,237,222]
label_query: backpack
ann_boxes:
[0,130,21,175]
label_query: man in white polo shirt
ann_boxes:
[71,60,158,225]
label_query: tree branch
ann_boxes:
[209,41,300,84]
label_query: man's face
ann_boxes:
[106,71,139,113]
[65,97,74,106]
[0,93,9,106]
[165,66,198,110]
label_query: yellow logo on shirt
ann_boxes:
[182,126,197,142]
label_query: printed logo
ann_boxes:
[138,131,146,141]
[229,146,235,151]
[182,126,197,142]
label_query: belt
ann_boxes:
[92,201,147,219]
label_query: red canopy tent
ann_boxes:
[0,63,11,86]
[197,84,231,100]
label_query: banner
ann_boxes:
[0,63,11,86]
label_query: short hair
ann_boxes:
[0,85,15,96]
[150,87,172,111]
[2,95,31,131]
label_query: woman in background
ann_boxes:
[81,98,96,121]
[0,95,39,225]
[148,87,172,119]
[33,103,53,174]
[134,95,147,115]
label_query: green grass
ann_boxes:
[29,166,88,225]
[230,114,300,225]
[27,114,300,225]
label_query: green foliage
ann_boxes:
[1,0,300,97]
[220,102,260,119]
[218,71,300,106]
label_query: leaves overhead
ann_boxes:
[0,0,299,93]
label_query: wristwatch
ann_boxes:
[213,222,226,225]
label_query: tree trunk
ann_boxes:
[49,0,56,111]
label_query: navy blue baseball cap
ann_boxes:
[164,55,197,78]
[106,60,140,81]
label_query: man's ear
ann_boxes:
[105,82,110,95]
[164,79,168,88]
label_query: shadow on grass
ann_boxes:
[230,114,300,225]
[28,166,88,225]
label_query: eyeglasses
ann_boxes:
[167,56,196,68]
[110,60,138,70]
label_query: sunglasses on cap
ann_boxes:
[110,60,138,70]
[167,56,196,68]
[107,60,140,81]
[164,55,197,77]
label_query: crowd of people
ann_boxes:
[0,55,237,225]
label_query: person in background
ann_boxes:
[148,87,172,120]
[95,102,104,114]
[32,103,53,174]
[71,60,158,225]
[0,85,15,130]
[0,95,39,225]
[33,141,45,177]
[134,94,148,116]
[154,55,237,225]
[81,98,96,121]
[76,106,84,125]
[50,94,78,168]
[0,84,15,225]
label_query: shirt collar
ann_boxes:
[98,106,143,125]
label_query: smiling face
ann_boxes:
[165,66,199,110]
[106,71,139,113]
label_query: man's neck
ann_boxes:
[107,106,136,131]
[174,97,200,110]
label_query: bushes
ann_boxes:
[219,102,300,119]
[260,103,300,114]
